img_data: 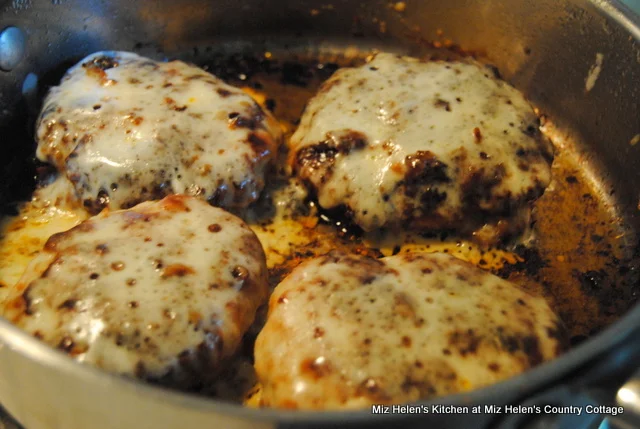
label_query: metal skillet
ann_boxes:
[0,0,639,428]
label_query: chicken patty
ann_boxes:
[254,251,566,409]
[289,53,554,244]
[37,51,282,214]
[2,195,268,389]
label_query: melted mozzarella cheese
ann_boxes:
[289,53,554,243]
[36,51,282,213]
[255,251,566,409]
[2,195,268,388]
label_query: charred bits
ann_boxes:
[434,98,452,112]
[300,357,332,380]
[248,133,271,158]
[403,151,450,210]
[404,151,450,186]
[227,105,265,131]
[208,223,222,233]
[574,269,608,294]
[495,245,548,279]
[231,266,250,288]
[473,127,483,143]
[85,56,119,71]
[296,131,368,172]
[161,264,195,278]
[448,329,481,356]
[281,62,314,87]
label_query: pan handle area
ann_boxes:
[611,369,640,429]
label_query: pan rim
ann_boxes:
[0,301,638,423]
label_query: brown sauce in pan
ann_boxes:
[0,50,638,403]
[504,145,639,342]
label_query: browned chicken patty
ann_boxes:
[254,251,566,409]
[36,51,282,214]
[3,195,269,389]
[289,53,554,244]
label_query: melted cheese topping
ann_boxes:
[254,251,566,409]
[2,195,268,388]
[289,53,554,243]
[36,51,282,213]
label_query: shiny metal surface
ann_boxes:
[0,27,25,71]
[613,369,640,428]
[0,0,638,428]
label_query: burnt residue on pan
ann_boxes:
[496,154,640,345]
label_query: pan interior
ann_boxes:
[0,39,638,405]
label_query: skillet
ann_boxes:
[0,0,639,428]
